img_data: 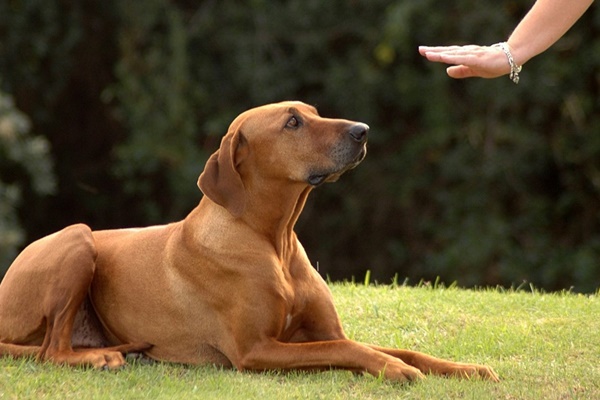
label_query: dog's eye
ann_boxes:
[286,116,300,129]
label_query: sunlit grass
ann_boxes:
[1,283,599,399]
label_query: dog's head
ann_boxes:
[198,101,368,217]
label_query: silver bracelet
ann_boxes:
[492,42,522,84]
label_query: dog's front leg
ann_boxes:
[366,345,499,381]
[235,338,425,382]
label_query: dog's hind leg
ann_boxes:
[0,224,148,368]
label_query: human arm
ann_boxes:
[418,0,594,80]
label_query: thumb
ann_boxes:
[446,65,476,79]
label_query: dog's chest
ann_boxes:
[284,313,293,331]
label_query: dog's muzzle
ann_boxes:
[308,123,369,186]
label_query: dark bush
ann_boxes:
[1,0,599,292]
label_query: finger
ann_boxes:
[420,45,490,59]
[422,50,479,64]
[437,53,479,65]
[422,51,446,62]
[446,65,476,79]
[419,45,466,53]
[423,51,475,66]
[418,46,453,56]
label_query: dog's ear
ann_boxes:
[198,130,248,218]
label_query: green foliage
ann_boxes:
[0,90,55,273]
[110,0,202,222]
[0,0,599,291]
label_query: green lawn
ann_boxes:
[1,283,599,399]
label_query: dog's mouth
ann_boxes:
[308,145,367,187]
[308,174,329,186]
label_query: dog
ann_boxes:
[0,101,498,382]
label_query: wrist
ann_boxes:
[506,40,530,67]
[492,42,522,84]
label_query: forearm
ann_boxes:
[507,0,593,65]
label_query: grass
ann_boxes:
[1,283,599,399]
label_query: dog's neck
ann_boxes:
[242,183,313,260]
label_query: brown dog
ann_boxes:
[0,101,498,382]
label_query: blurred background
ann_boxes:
[1,0,599,292]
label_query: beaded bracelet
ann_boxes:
[492,42,522,84]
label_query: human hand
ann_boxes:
[419,45,512,79]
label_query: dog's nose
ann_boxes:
[348,123,369,143]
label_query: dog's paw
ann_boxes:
[449,363,500,382]
[381,362,426,383]
[45,349,127,370]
